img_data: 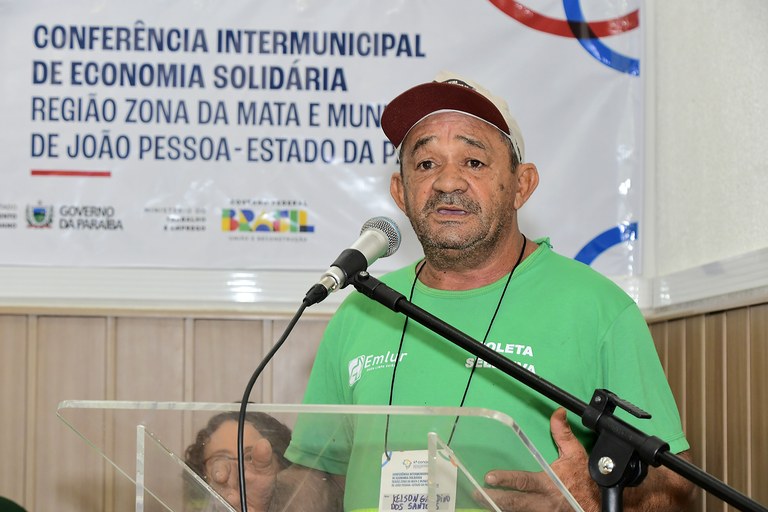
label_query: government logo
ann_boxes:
[26,203,53,228]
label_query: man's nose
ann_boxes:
[432,162,468,193]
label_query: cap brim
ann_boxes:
[381,82,511,148]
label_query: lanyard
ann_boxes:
[384,236,527,455]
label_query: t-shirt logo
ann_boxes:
[348,355,365,385]
[347,351,408,387]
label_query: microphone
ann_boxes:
[304,216,401,306]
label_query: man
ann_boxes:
[248,73,695,512]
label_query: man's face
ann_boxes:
[391,112,522,261]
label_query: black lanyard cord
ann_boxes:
[384,235,527,454]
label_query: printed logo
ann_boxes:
[26,203,53,228]
[347,351,408,387]
[221,208,315,233]
[488,1,640,75]
[348,356,365,386]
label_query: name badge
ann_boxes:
[378,449,457,511]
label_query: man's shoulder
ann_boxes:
[531,239,634,302]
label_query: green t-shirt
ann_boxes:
[286,240,688,511]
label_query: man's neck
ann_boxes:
[418,236,537,291]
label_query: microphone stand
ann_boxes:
[348,271,768,512]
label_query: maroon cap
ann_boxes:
[381,73,524,161]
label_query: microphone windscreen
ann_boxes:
[360,216,401,257]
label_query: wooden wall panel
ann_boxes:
[112,317,187,512]
[0,316,27,505]
[35,317,108,512]
[685,316,706,511]
[653,308,767,512]
[189,317,269,482]
[269,318,326,404]
[191,319,265,403]
[704,313,727,512]
[115,317,186,401]
[667,319,687,428]
[724,309,750,500]
[748,304,767,507]
[649,322,668,375]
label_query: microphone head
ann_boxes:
[360,216,401,257]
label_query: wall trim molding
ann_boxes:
[1,246,767,320]
[646,246,768,321]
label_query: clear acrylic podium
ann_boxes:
[57,401,583,512]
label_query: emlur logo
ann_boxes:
[348,356,365,386]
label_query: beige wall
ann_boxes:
[652,0,768,275]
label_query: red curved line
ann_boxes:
[488,0,639,38]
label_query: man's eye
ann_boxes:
[416,160,435,171]
[467,159,484,169]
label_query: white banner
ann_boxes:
[0,0,643,277]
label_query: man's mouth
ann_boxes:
[422,193,480,216]
[436,207,467,215]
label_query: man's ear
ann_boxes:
[390,171,407,213]
[514,163,539,210]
